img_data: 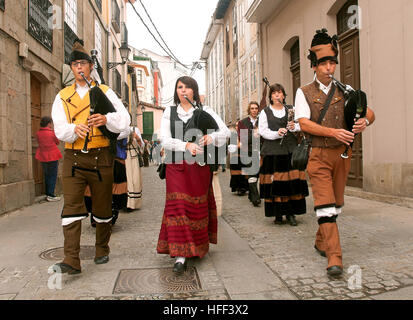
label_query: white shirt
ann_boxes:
[294,76,354,121]
[160,104,231,152]
[51,83,130,144]
[131,126,144,146]
[249,116,258,127]
[258,106,301,140]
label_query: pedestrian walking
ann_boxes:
[143,140,150,167]
[259,83,309,226]
[51,39,130,274]
[156,76,230,274]
[35,116,62,202]
[237,101,261,207]
[125,126,144,211]
[295,29,375,276]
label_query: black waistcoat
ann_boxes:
[260,106,297,156]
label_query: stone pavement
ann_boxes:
[0,165,412,300]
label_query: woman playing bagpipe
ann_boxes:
[258,83,309,226]
[156,76,230,274]
[51,39,130,274]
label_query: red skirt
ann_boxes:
[157,162,217,259]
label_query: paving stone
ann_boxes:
[312,283,331,290]
[329,280,347,288]
[346,292,366,299]
[299,279,315,285]
[364,283,384,290]
[285,280,299,287]
[381,280,400,287]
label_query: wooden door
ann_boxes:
[339,29,362,187]
[31,74,43,196]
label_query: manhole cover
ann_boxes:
[113,267,202,295]
[39,246,95,261]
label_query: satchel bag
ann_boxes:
[291,85,336,170]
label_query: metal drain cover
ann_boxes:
[39,246,95,261]
[113,267,202,295]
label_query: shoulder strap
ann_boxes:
[307,84,337,144]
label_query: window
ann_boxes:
[28,0,53,52]
[250,54,257,91]
[234,70,239,119]
[0,0,5,11]
[232,7,238,58]
[337,0,359,35]
[137,70,143,85]
[94,20,102,64]
[290,39,301,103]
[65,0,77,34]
[242,62,248,97]
[95,0,102,13]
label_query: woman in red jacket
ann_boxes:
[35,116,62,201]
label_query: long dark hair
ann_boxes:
[173,76,202,106]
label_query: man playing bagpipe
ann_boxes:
[237,101,261,207]
[51,39,130,274]
[295,29,375,276]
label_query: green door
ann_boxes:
[142,111,154,141]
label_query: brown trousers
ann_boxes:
[307,145,352,210]
[61,148,114,270]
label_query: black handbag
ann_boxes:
[157,163,166,180]
[291,85,336,170]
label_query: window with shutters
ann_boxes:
[28,0,53,52]
[65,0,77,34]
[142,112,154,140]
[94,20,102,63]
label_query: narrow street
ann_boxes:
[1,165,413,300]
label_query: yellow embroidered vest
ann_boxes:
[59,83,111,150]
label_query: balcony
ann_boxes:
[123,82,129,106]
[95,0,102,13]
[28,0,53,52]
[111,0,120,33]
[113,69,122,98]
[0,0,5,11]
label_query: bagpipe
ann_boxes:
[80,50,119,154]
[329,75,367,159]
[183,96,226,170]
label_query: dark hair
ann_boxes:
[247,101,259,115]
[40,116,53,128]
[269,83,287,105]
[173,76,201,106]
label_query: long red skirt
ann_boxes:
[156,162,218,259]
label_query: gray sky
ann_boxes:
[126,0,219,95]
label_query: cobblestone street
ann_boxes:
[0,165,413,300]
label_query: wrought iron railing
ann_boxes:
[95,0,102,13]
[113,69,122,97]
[28,0,53,52]
[111,0,120,33]
[0,0,5,11]
[64,22,78,65]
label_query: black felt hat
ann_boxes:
[69,38,92,64]
[308,28,339,67]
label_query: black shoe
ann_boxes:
[90,215,96,228]
[173,262,186,274]
[327,265,343,276]
[53,262,81,275]
[94,255,109,265]
[253,200,261,207]
[112,209,119,225]
[314,245,326,257]
[287,215,298,226]
[274,217,283,225]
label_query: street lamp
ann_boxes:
[137,104,146,116]
[108,43,131,69]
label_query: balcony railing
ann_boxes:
[111,0,120,33]
[64,22,78,65]
[95,0,102,13]
[113,69,122,97]
[28,0,53,52]
[121,22,128,45]
[0,0,5,11]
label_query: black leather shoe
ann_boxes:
[253,200,261,207]
[314,245,326,257]
[94,255,109,265]
[287,215,298,226]
[173,262,186,274]
[327,265,343,276]
[274,217,283,225]
[53,262,81,275]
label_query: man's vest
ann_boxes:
[59,83,111,150]
[300,81,347,148]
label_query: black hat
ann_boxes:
[308,28,339,67]
[69,38,92,64]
